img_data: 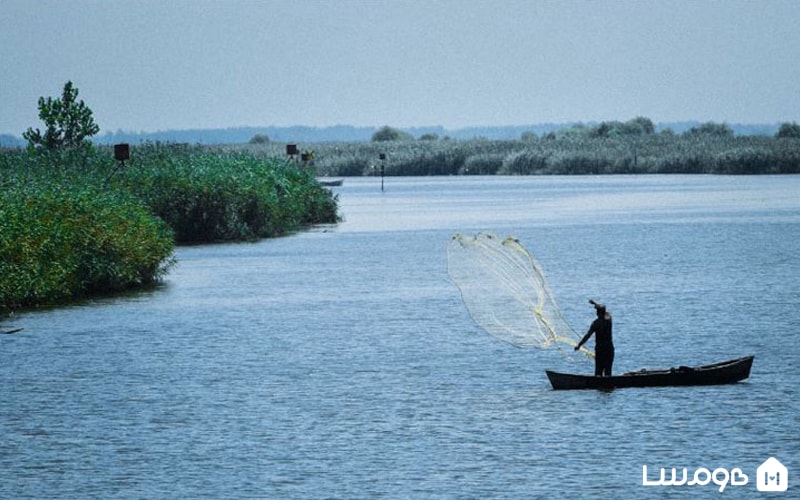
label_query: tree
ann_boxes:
[248,133,270,144]
[23,81,100,150]
[684,122,734,137]
[371,126,413,142]
[627,116,655,135]
[776,122,800,139]
[590,117,655,138]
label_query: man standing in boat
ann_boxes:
[575,300,614,376]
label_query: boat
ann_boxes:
[317,178,344,187]
[545,355,754,390]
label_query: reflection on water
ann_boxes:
[2,175,799,498]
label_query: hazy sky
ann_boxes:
[2,0,799,135]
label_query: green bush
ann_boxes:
[117,144,339,243]
[371,126,414,142]
[462,153,504,175]
[0,144,340,309]
[776,122,800,139]
[0,184,174,309]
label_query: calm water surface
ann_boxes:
[2,175,799,498]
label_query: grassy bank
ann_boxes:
[0,183,175,309]
[240,134,800,176]
[0,145,339,310]
[113,143,339,243]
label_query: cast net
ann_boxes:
[448,233,592,358]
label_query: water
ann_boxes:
[2,175,799,498]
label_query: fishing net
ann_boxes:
[448,233,593,358]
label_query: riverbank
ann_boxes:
[236,133,800,176]
[0,144,339,310]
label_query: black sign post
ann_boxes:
[379,153,386,192]
[105,143,130,186]
[286,144,299,161]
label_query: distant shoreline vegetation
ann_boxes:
[236,120,800,176]
[0,119,794,148]
[4,117,787,176]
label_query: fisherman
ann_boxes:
[574,299,614,376]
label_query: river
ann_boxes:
[2,175,799,498]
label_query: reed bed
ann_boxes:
[241,134,800,177]
[0,144,339,309]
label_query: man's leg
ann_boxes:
[594,356,603,376]
[603,348,615,377]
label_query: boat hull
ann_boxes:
[546,356,754,390]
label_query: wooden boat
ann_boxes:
[317,178,344,187]
[546,355,753,390]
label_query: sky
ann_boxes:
[2,0,799,136]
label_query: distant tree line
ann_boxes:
[776,121,800,138]
[241,118,800,176]
[359,118,799,144]
[3,119,797,148]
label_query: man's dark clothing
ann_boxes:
[587,315,614,376]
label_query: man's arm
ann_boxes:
[574,328,594,351]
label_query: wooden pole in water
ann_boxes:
[379,153,386,192]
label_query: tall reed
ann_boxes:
[0,144,340,309]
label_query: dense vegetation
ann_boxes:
[1,84,795,313]
[0,145,339,310]
[245,130,800,177]
[0,181,174,309]
[115,143,338,243]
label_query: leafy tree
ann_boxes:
[23,81,100,150]
[371,126,413,142]
[590,121,617,138]
[627,116,655,135]
[776,122,800,139]
[558,123,589,139]
[248,133,270,144]
[685,121,734,137]
[591,117,655,138]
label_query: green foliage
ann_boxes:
[249,133,270,144]
[0,183,174,309]
[685,121,734,137]
[0,144,340,309]
[776,122,800,139]
[23,81,100,151]
[371,126,414,142]
[279,133,800,177]
[462,153,504,175]
[116,144,338,243]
